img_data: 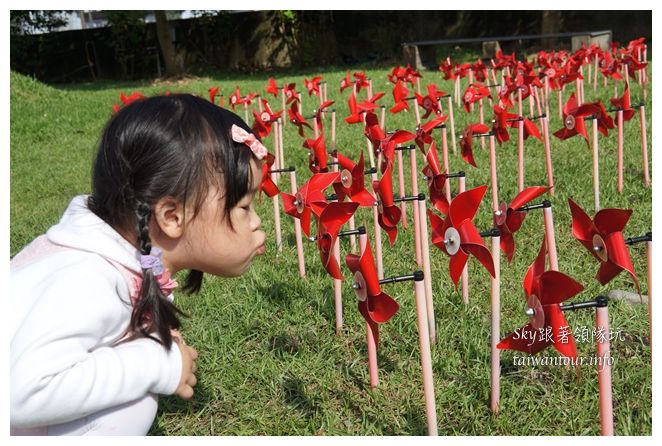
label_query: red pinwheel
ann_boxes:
[251,99,282,138]
[340,71,352,93]
[208,86,221,104]
[462,83,491,112]
[438,59,456,81]
[415,84,446,119]
[313,100,335,133]
[316,201,359,280]
[389,80,410,114]
[427,185,495,285]
[492,105,541,143]
[353,71,370,92]
[610,83,636,122]
[404,65,422,85]
[592,100,615,137]
[229,86,245,110]
[493,186,549,262]
[553,93,600,143]
[388,65,407,84]
[568,198,640,291]
[259,153,280,199]
[620,54,648,78]
[112,91,145,112]
[281,172,339,237]
[264,78,279,97]
[304,76,323,96]
[372,165,402,246]
[459,123,490,168]
[364,116,416,173]
[283,83,299,104]
[599,52,623,81]
[415,115,448,152]
[497,236,584,360]
[346,92,384,124]
[288,102,312,137]
[332,151,376,207]
[421,142,449,215]
[472,59,488,82]
[303,134,329,173]
[346,236,400,347]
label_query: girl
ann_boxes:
[10,94,267,435]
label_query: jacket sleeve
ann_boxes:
[10,256,182,428]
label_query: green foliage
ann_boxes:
[104,11,148,79]
[10,67,652,435]
[10,10,70,35]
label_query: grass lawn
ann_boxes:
[9,63,652,435]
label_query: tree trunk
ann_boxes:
[541,11,562,49]
[154,10,182,77]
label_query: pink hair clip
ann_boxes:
[231,124,267,160]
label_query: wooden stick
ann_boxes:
[418,198,436,344]
[596,305,614,436]
[411,149,422,266]
[490,234,501,414]
[442,126,451,203]
[281,88,286,127]
[647,240,652,353]
[413,275,439,436]
[592,118,601,212]
[289,171,305,277]
[639,105,651,187]
[397,148,408,228]
[447,96,457,155]
[459,176,469,304]
[489,134,499,211]
[542,115,555,196]
[517,118,524,192]
[479,99,485,150]
[617,110,624,193]
[543,205,559,271]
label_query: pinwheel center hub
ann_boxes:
[592,234,609,262]
[564,114,576,130]
[443,227,461,256]
[353,271,368,302]
[520,85,529,95]
[375,198,383,214]
[261,112,271,122]
[423,98,433,109]
[340,169,353,188]
[464,91,474,102]
[294,192,305,214]
[286,90,292,98]
[494,202,508,226]
[546,68,556,78]
[526,294,545,330]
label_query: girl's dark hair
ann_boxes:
[88,94,257,350]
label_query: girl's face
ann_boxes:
[175,160,266,277]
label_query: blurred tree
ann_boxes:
[155,10,184,77]
[10,10,69,35]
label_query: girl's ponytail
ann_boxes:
[129,201,185,350]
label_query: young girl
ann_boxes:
[10,94,267,435]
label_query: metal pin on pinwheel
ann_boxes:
[568,198,640,292]
[427,185,495,285]
[498,236,584,360]
[493,186,549,262]
[315,201,359,280]
[280,171,339,237]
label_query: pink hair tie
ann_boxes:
[231,124,267,160]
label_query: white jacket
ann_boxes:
[10,195,182,429]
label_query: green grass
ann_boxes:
[10,66,652,436]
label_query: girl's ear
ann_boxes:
[152,196,186,239]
